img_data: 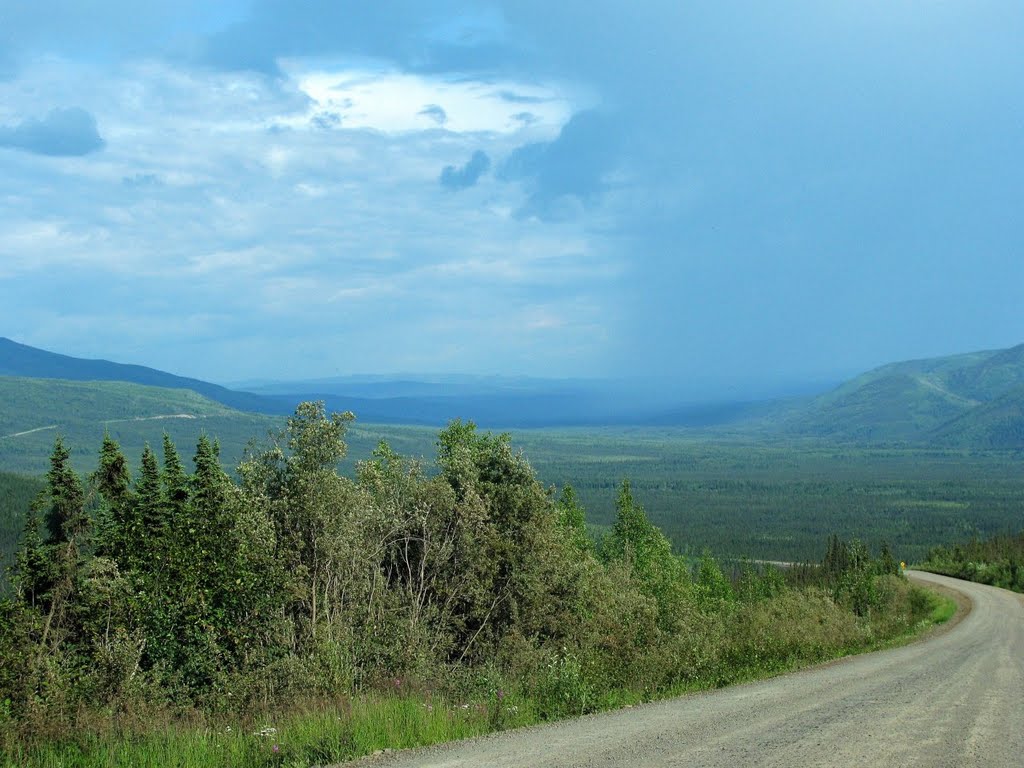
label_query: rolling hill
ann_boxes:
[0,338,725,428]
[0,336,286,414]
[779,344,1024,446]
[0,376,284,475]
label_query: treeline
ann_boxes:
[1,403,932,760]
[0,472,44,586]
[920,531,1024,592]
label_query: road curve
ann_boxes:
[344,571,1024,768]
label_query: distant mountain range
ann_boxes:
[0,337,743,428]
[2,336,1023,450]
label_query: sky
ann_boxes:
[1,1,1022,396]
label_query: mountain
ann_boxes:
[0,337,285,414]
[0,376,282,475]
[0,338,708,427]
[779,344,1024,446]
[931,384,1024,449]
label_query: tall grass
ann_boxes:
[1,694,514,768]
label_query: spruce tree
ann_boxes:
[135,445,164,562]
[44,437,86,545]
[162,433,190,525]
[13,496,48,607]
[93,433,133,561]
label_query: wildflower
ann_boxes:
[496,688,505,702]
[272,744,280,754]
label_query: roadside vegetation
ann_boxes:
[0,404,943,766]
[919,531,1024,592]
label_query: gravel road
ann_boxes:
[342,571,1023,767]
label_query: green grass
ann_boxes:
[0,695,506,768]
[927,592,958,625]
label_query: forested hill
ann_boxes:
[776,343,1024,447]
[0,337,282,414]
[0,376,282,475]
[4,337,1024,444]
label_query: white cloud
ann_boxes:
[285,62,577,135]
[0,47,622,379]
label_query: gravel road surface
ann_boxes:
[342,571,1023,767]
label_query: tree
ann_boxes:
[44,437,86,545]
[12,497,48,607]
[556,485,591,553]
[602,479,689,628]
[134,444,164,564]
[93,433,133,562]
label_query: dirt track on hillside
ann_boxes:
[341,571,1023,767]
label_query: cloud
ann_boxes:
[418,103,448,125]
[0,107,105,156]
[310,110,342,130]
[500,110,619,219]
[440,150,491,191]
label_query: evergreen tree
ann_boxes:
[44,437,86,545]
[12,496,48,607]
[135,445,164,563]
[93,433,133,561]
[162,433,190,526]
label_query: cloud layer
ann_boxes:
[0,1,1021,392]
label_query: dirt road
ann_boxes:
[345,571,1023,767]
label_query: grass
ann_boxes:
[0,695,509,768]
[928,592,958,625]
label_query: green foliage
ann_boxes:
[694,550,733,607]
[920,530,1024,592]
[43,437,86,545]
[601,479,688,627]
[555,485,591,553]
[0,407,949,764]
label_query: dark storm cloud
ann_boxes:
[200,1,512,75]
[440,150,491,191]
[0,108,105,157]
[500,110,620,219]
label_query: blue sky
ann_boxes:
[1,1,1022,394]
